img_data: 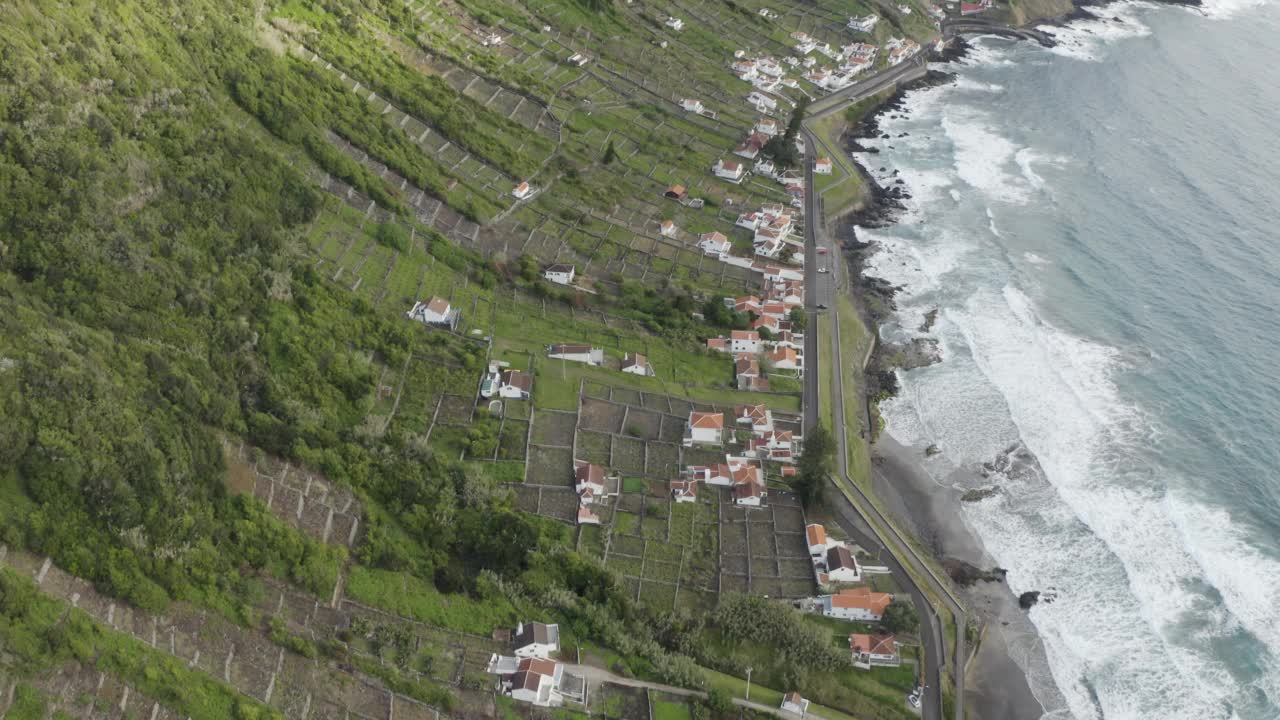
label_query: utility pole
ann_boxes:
[745,666,753,701]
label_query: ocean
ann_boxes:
[854,1,1280,718]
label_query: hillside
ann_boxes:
[0,0,940,717]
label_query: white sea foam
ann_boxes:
[942,111,1031,203]
[952,76,1006,94]
[1024,251,1052,266]
[1038,2,1156,61]
[1198,0,1267,19]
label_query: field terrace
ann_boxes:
[263,0,942,302]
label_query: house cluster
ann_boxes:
[737,402,799,464]
[799,41,880,91]
[886,37,922,66]
[806,523,861,585]
[732,54,798,99]
[480,362,532,400]
[961,0,994,14]
[407,296,459,331]
[674,410,770,507]
[573,459,613,525]
[734,203,803,261]
[487,622,587,707]
[547,344,653,377]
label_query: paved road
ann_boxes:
[942,18,1054,46]
[798,58,966,720]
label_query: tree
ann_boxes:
[793,424,834,508]
[881,601,920,635]
[789,306,807,331]
[705,688,733,714]
[603,139,617,164]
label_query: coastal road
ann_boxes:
[799,58,965,720]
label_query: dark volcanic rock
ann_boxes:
[961,487,999,502]
[945,559,1007,587]
[919,308,939,332]
[1019,591,1041,610]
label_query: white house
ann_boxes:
[660,219,677,237]
[713,158,747,183]
[698,232,732,258]
[548,343,603,366]
[814,158,833,175]
[482,32,505,46]
[498,369,532,400]
[680,98,705,113]
[847,14,879,32]
[407,296,458,330]
[513,622,560,658]
[755,159,778,179]
[849,634,901,669]
[664,16,684,30]
[767,346,802,373]
[825,545,862,583]
[574,460,606,496]
[747,91,778,112]
[688,463,733,486]
[567,52,590,66]
[733,479,766,507]
[820,587,893,622]
[670,479,699,503]
[806,524,828,558]
[684,411,724,447]
[620,352,653,376]
[512,181,537,200]
[730,329,761,354]
[897,3,912,13]
[735,403,773,432]
[543,263,576,286]
[504,657,566,707]
[781,692,811,716]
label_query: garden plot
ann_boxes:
[619,407,662,441]
[0,548,442,720]
[645,442,681,479]
[496,418,529,461]
[525,444,574,485]
[531,409,577,447]
[19,661,180,720]
[435,394,476,425]
[224,437,363,548]
[575,429,613,466]
[578,396,626,434]
[610,435,647,474]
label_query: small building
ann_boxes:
[680,98,705,113]
[407,296,458,330]
[747,91,779,112]
[781,692,811,715]
[664,184,688,201]
[543,263,576,286]
[713,158,747,183]
[821,587,893,622]
[577,506,601,525]
[699,231,732,258]
[847,14,879,32]
[826,545,862,583]
[498,369,533,400]
[567,52,590,66]
[513,622,560,659]
[806,524,828,557]
[482,32,505,46]
[684,411,725,446]
[849,634,901,669]
[512,181,537,200]
[620,352,653,376]
[548,343,603,366]
[735,403,773,432]
[732,479,767,507]
[670,478,699,503]
[664,16,685,30]
[574,459,607,495]
[730,329,761,354]
[768,346,802,373]
[814,158,833,175]
[660,219,677,237]
[499,657,565,707]
[689,463,733,486]
[707,337,730,353]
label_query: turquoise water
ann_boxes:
[856,1,1280,717]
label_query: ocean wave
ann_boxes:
[942,110,1031,203]
[1038,2,1156,61]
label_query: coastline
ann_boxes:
[831,38,1059,720]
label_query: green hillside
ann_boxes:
[0,0,939,717]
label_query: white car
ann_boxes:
[907,693,921,709]
[817,267,829,273]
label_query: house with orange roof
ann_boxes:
[767,346,802,373]
[735,403,774,432]
[620,352,653,376]
[707,337,730,353]
[732,479,767,507]
[849,634,900,669]
[806,523,828,557]
[781,692,811,715]
[814,157,833,175]
[683,411,725,447]
[670,478,699,503]
[730,329,761,354]
[407,296,459,330]
[821,587,893,621]
[688,463,733,486]
[512,181,537,200]
[659,219,677,237]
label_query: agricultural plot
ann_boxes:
[717,491,815,599]
[224,438,363,548]
[0,548,459,720]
